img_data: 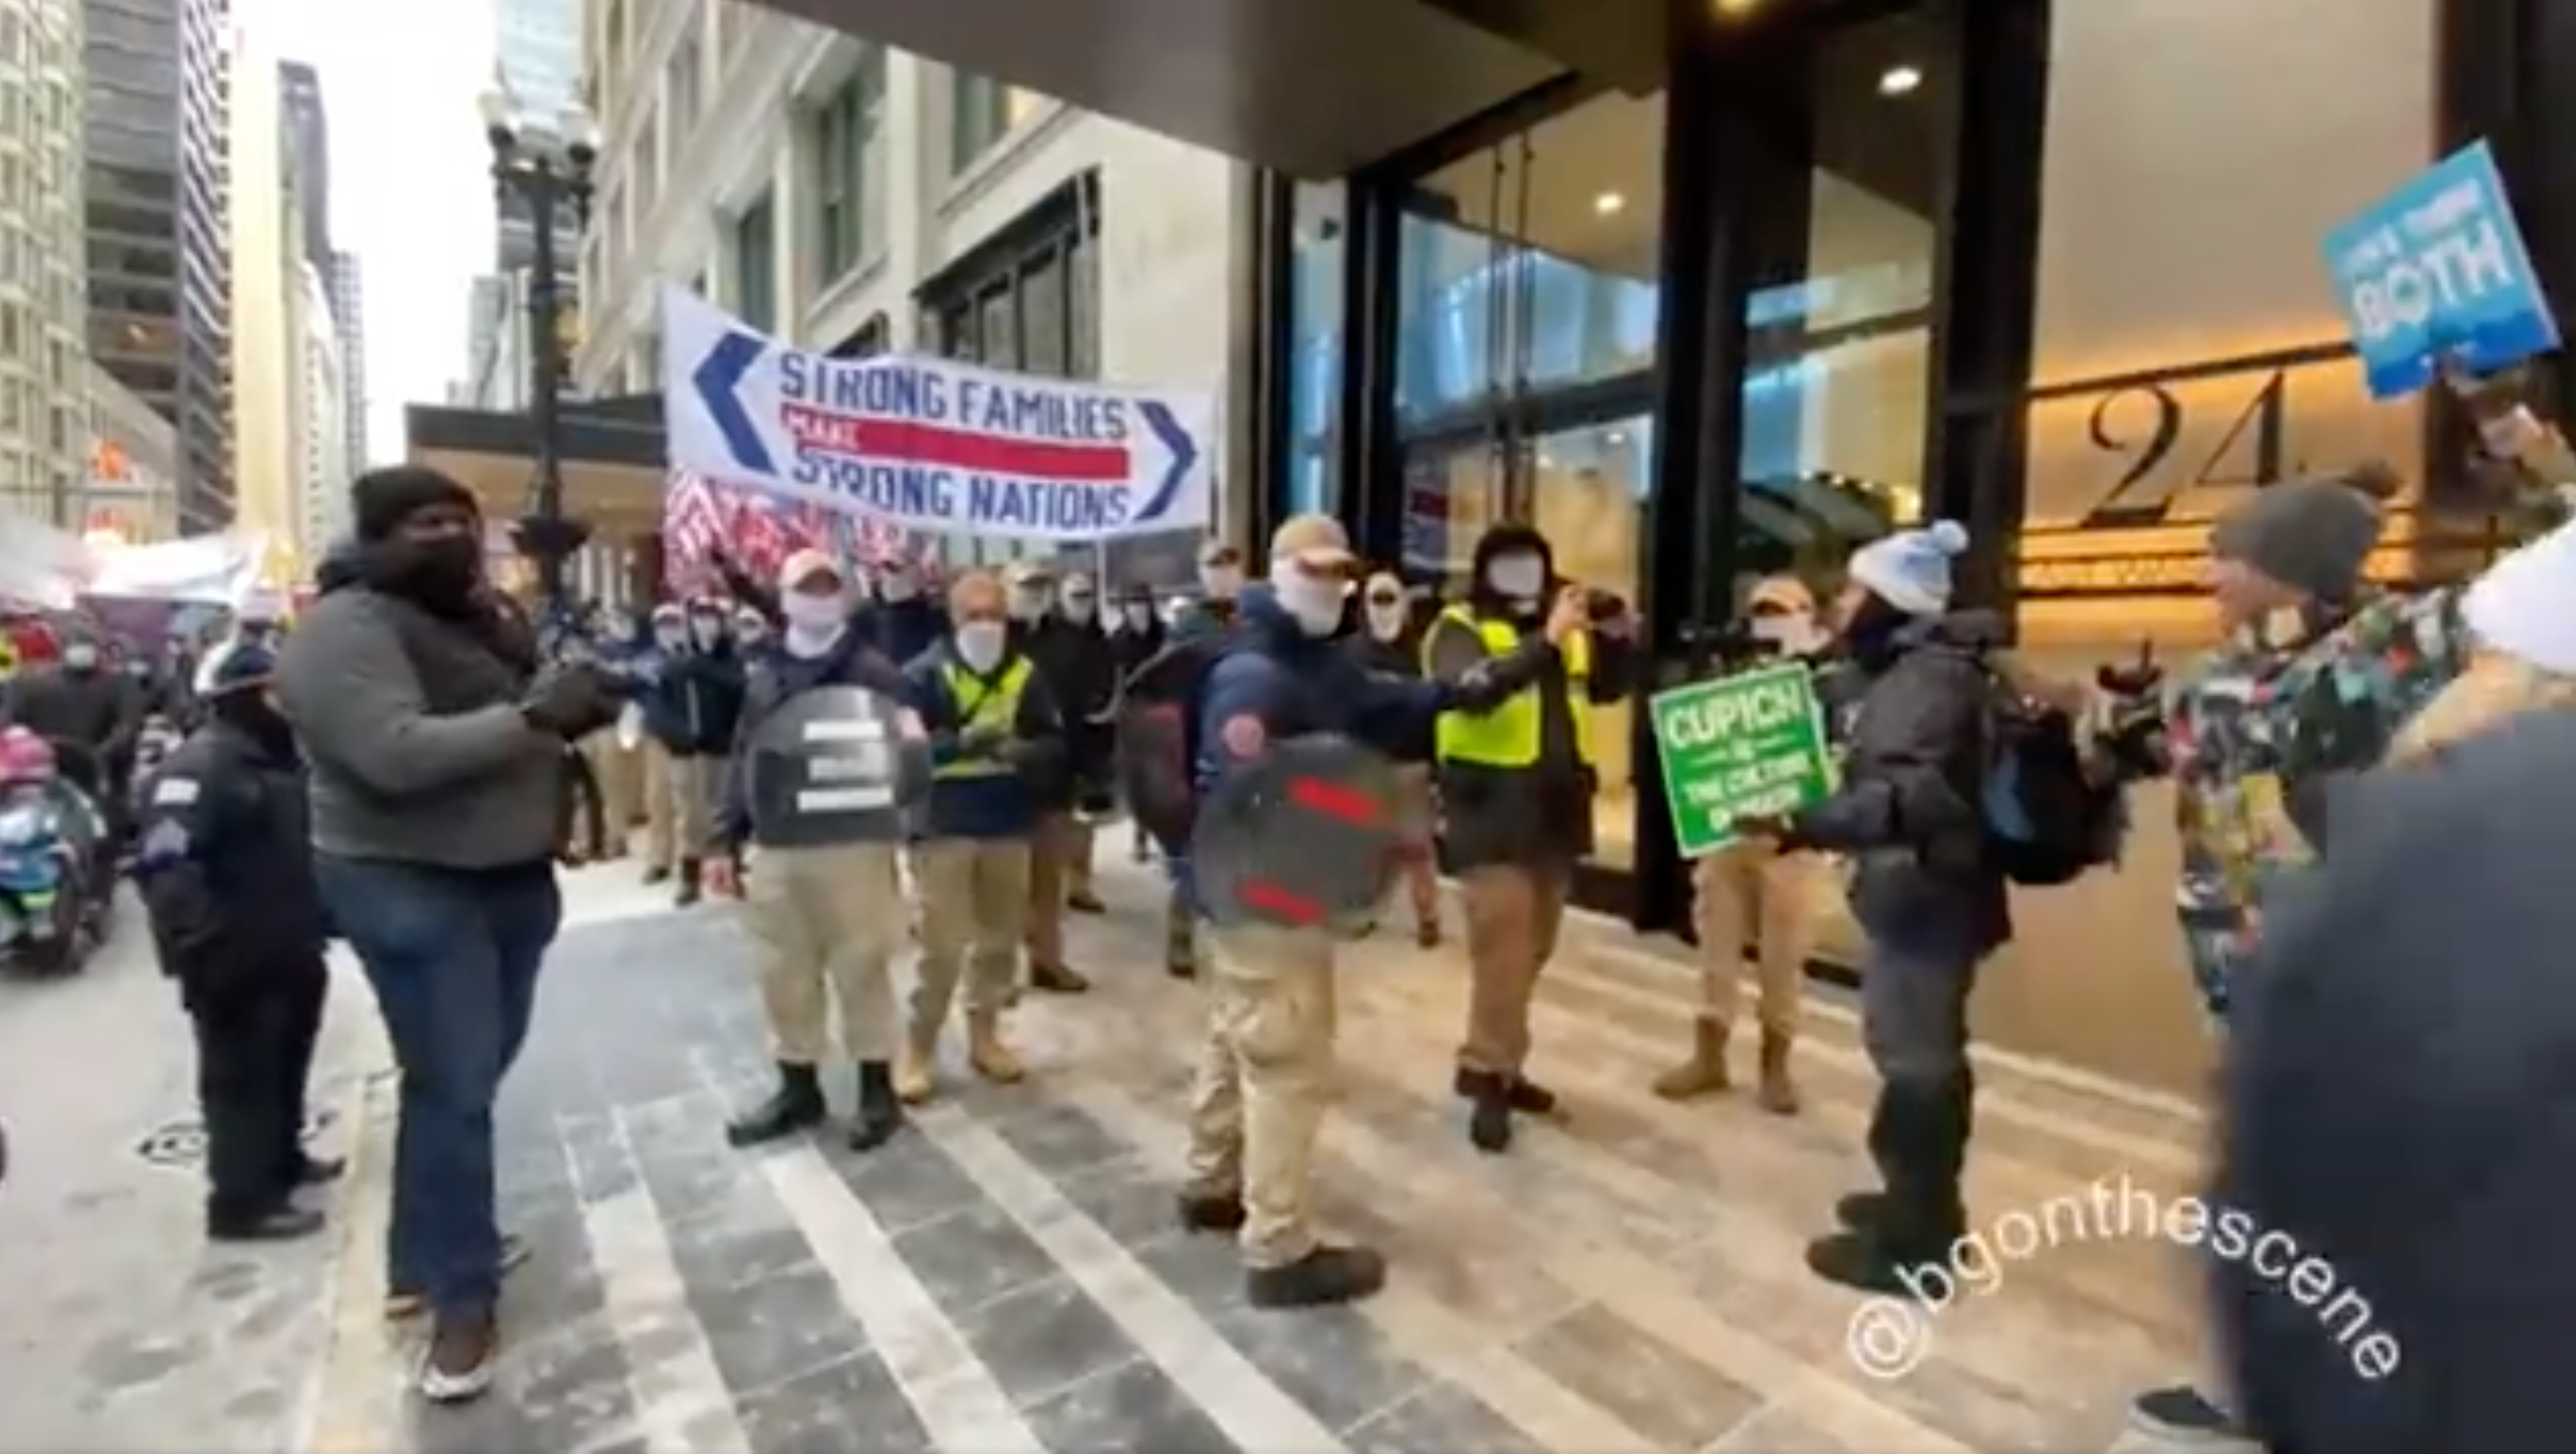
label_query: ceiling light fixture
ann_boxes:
[1594,191,1626,216]
[1715,0,1761,15]
[1879,65,1922,96]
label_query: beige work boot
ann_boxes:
[1651,1021,1731,1101]
[967,1013,1026,1084]
[1756,1028,1801,1116]
[894,1032,938,1105]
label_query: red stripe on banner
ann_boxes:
[1238,878,1323,926]
[1287,775,1384,827]
[780,405,1129,483]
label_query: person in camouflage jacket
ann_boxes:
[2123,369,2576,1443]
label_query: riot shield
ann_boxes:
[744,686,933,847]
[1112,640,1214,855]
[1190,733,1403,932]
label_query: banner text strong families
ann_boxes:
[777,356,1139,534]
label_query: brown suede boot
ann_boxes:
[894,1031,938,1105]
[1651,1020,1730,1101]
[1756,1028,1801,1116]
[967,1013,1026,1083]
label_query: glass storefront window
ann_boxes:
[1393,89,1664,868]
[1284,182,1345,519]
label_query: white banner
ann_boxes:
[658,287,1214,543]
[84,532,270,606]
[0,511,92,609]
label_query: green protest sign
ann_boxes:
[1648,662,1837,858]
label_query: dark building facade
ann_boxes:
[327,250,366,473]
[744,0,2576,1094]
[83,0,234,531]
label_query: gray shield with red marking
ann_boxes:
[1190,733,1403,931]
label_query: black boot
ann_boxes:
[1175,1191,1246,1233]
[1809,1076,1972,1295]
[1455,1070,1513,1154]
[674,858,703,907]
[1450,1066,1558,1118]
[725,1063,826,1147]
[847,1062,903,1151]
[1246,1244,1386,1309]
[208,1204,328,1242]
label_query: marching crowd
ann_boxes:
[11,363,2574,1448]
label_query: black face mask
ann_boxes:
[1840,591,1913,669]
[363,534,482,615]
[211,691,296,758]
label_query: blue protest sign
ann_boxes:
[659,288,1214,542]
[2322,141,2561,400]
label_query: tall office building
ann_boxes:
[493,0,583,278]
[1,0,94,528]
[83,0,234,532]
[277,59,328,266]
[325,249,366,472]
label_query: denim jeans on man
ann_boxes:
[319,855,560,1319]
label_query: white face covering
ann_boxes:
[955,621,1007,673]
[652,621,686,651]
[62,643,99,671]
[1485,553,1548,602]
[735,617,767,646]
[1199,565,1243,599]
[688,615,724,648]
[1364,596,1407,640]
[1273,568,1348,637]
[1062,589,1096,624]
[1124,602,1155,631]
[780,592,844,656]
[1008,585,1052,622]
[1750,612,1821,655]
[880,571,919,603]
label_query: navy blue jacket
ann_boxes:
[133,718,327,997]
[639,646,746,756]
[906,639,1065,841]
[867,598,943,669]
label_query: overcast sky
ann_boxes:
[263,0,498,466]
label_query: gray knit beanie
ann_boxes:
[2207,464,2399,603]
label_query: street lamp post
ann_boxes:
[479,88,598,614]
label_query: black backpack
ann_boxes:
[1112,634,1232,856]
[1980,682,2127,886]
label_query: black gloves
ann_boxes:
[520,662,619,739]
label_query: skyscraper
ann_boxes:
[492,0,582,275]
[277,59,329,267]
[1,0,93,528]
[84,0,234,532]
[326,250,366,474]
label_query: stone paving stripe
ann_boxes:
[913,1103,1350,1454]
[1059,1077,1658,1454]
[304,1072,418,1454]
[583,1183,757,1454]
[760,1142,1047,1454]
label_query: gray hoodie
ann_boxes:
[275,585,562,869]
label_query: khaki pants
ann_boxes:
[583,733,643,850]
[1692,841,1808,1039]
[743,842,906,1064]
[643,745,713,871]
[1025,813,1090,968]
[1457,863,1571,1076]
[1183,922,1338,1269]
[910,838,1032,1038]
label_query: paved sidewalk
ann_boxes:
[293,858,2221,1454]
[0,867,674,1454]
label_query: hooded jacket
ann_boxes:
[1423,524,1635,870]
[1789,609,2011,955]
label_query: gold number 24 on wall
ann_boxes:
[2081,369,2298,528]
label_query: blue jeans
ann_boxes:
[318,855,561,1321]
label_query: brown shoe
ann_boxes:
[894,1036,938,1105]
[966,1015,1025,1083]
[1756,1028,1801,1116]
[1651,1021,1732,1101]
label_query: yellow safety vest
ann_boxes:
[934,656,1033,780]
[1426,606,1592,768]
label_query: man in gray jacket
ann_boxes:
[275,465,617,1406]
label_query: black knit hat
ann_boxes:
[350,465,478,543]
